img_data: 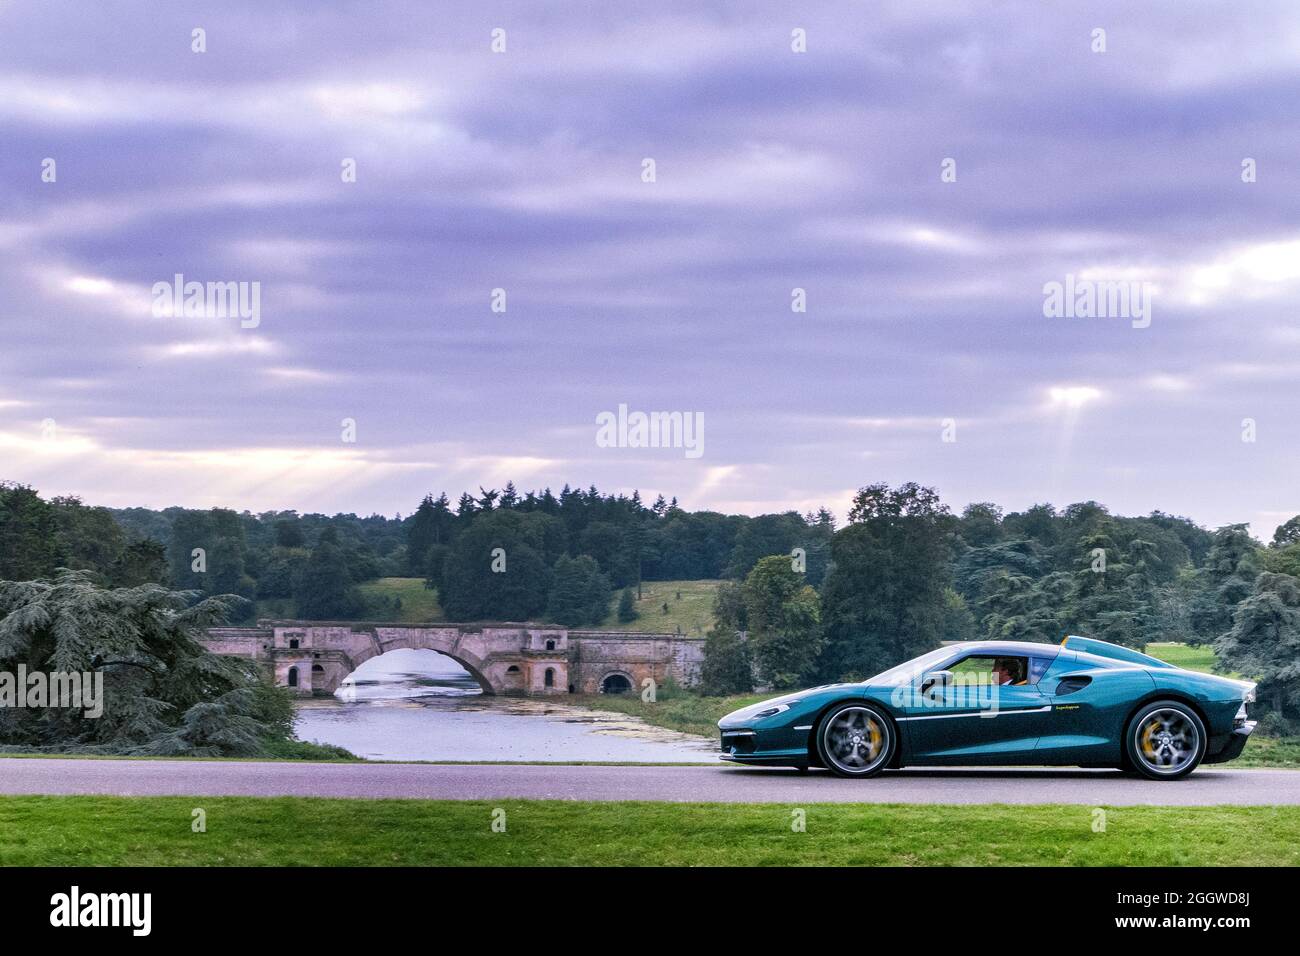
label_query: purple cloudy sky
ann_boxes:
[2,1,1298,533]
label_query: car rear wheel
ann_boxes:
[1124,701,1206,780]
[816,702,895,778]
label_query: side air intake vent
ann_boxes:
[1054,675,1092,696]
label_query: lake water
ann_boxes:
[293,649,718,763]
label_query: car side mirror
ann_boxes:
[921,670,954,696]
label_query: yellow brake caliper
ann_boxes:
[1141,721,1159,759]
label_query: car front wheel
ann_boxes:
[1124,701,1206,780]
[816,702,895,778]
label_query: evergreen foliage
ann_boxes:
[0,571,294,755]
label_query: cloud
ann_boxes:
[263,366,346,384]
[1,0,1298,535]
[48,271,154,319]
[150,337,277,359]
[1046,386,1104,410]
[1182,238,1300,306]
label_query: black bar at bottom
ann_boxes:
[0,866,1271,941]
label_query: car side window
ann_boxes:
[947,655,1031,686]
[1028,657,1052,684]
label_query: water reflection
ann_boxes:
[294,649,717,763]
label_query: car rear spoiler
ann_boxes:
[1060,635,1176,668]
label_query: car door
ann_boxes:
[898,654,1053,764]
[1034,651,1157,765]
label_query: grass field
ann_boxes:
[252,597,295,620]
[349,577,723,634]
[1225,734,1300,768]
[258,579,445,624]
[568,690,771,738]
[595,578,722,636]
[356,577,444,622]
[1145,642,1219,673]
[1,796,1296,866]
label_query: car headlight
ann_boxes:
[1244,684,1257,704]
[753,702,795,720]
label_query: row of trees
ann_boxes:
[5,479,1299,724]
[407,483,834,594]
[0,485,168,587]
[414,496,832,626]
[698,483,1300,729]
[3,481,835,625]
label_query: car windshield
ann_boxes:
[867,647,954,686]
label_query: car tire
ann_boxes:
[1123,700,1206,780]
[815,702,895,778]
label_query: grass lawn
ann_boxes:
[1146,642,1219,674]
[1,796,1296,866]
[1229,734,1300,768]
[567,690,772,738]
[356,577,444,623]
[341,577,722,633]
[252,597,295,620]
[596,579,722,636]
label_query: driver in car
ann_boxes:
[992,658,1027,686]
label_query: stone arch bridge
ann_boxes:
[202,621,704,697]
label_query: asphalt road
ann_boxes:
[0,758,1297,804]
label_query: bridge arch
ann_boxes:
[599,671,635,694]
[343,639,496,695]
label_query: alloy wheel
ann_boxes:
[822,706,890,774]
[1134,707,1200,775]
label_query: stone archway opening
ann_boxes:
[338,648,488,700]
[600,673,633,694]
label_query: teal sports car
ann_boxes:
[718,636,1256,780]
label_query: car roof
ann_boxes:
[941,640,1064,659]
